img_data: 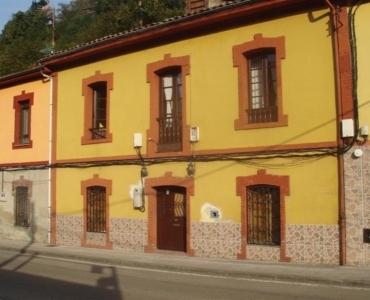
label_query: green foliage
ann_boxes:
[0,0,185,76]
[0,0,51,76]
[54,0,185,51]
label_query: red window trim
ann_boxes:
[81,71,113,145]
[236,169,290,262]
[233,34,288,130]
[13,91,34,149]
[146,54,191,157]
[81,174,112,249]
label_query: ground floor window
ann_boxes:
[247,185,280,245]
[15,186,30,227]
[87,186,106,233]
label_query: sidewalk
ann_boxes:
[0,239,369,288]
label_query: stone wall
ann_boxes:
[0,169,49,243]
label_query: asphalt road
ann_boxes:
[0,249,369,300]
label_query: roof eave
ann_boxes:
[41,0,321,70]
[0,67,45,89]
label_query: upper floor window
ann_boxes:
[233,34,287,130]
[19,100,31,143]
[158,68,183,152]
[247,50,277,123]
[146,54,191,156]
[91,82,107,139]
[247,185,280,246]
[13,91,33,149]
[81,71,113,145]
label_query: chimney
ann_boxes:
[186,0,225,14]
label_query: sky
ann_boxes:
[0,0,71,32]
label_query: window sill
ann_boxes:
[234,115,288,130]
[81,133,112,145]
[12,141,33,149]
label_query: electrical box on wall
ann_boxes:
[364,229,370,243]
[133,186,143,209]
[190,126,199,142]
[341,119,355,138]
[133,133,143,148]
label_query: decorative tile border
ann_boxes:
[191,221,241,259]
[286,224,339,264]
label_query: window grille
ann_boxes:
[87,186,106,233]
[247,185,280,245]
[15,186,30,227]
[19,100,30,144]
[90,82,107,139]
[158,69,182,152]
[247,50,277,123]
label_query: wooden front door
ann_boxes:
[156,186,186,252]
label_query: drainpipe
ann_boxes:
[325,0,347,265]
[40,67,53,245]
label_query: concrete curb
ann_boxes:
[1,242,370,289]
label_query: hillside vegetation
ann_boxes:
[0,0,185,76]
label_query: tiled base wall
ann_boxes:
[110,218,147,252]
[56,215,147,252]
[344,145,370,266]
[86,232,106,246]
[191,221,241,259]
[56,215,83,246]
[246,245,280,261]
[286,224,339,264]
[344,146,370,266]
[57,216,340,264]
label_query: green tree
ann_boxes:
[0,0,51,76]
[54,0,185,50]
[0,0,185,76]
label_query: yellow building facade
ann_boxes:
[2,0,367,265]
[44,0,344,264]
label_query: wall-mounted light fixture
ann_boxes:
[186,162,195,177]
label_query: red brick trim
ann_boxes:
[81,71,113,145]
[236,169,290,262]
[233,34,288,130]
[146,54,191,156]
[12,90,34,149]
[80,174,112,249]
[144,172,194,255]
